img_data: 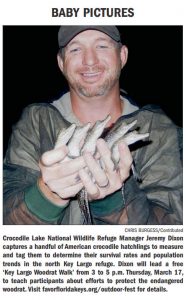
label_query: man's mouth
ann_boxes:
[81,71,102,77]
[80,71,103,82]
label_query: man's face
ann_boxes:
[58,30,127,98]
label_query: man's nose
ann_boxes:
[82,49,98,66]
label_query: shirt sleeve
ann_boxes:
[24,182,68,222]
[3,104,69,225]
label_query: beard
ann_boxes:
[63,63,122,98]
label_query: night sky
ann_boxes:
[3,26,183,155]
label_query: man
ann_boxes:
[3,26,182,225]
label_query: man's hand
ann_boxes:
[78,139,133,200]
[38,145,85,206]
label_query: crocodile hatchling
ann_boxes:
[54,115,149,224]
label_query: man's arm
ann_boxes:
[3,104,85,224]
[85,109,182,225]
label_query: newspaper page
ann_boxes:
[0,0,185,300]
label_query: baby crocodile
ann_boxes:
[81,115,111,155]
[55,115,149,224]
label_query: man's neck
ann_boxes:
[70,88,123,125]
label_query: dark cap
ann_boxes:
[58,26,121,48]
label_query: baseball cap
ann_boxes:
[58,26,121,48]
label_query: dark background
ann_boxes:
[3,26,183,155]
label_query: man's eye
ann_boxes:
[97,45,109,49]
[70,48,81,53]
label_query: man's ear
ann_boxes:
[120,45,128,69]
[57,54,64,73]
